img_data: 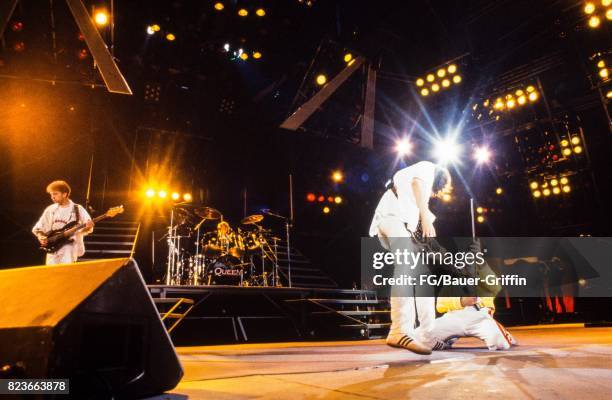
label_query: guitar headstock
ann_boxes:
[105,205,125,218]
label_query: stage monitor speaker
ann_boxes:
[0,258,183,399]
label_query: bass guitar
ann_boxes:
[40,205,124,253]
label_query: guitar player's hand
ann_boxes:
[85,220,94,230]
[38,235,48,246]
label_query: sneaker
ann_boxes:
[432,337,458,351]
[386,334,432,355]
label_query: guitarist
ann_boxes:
[32,180,94,265]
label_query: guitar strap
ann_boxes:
[74,203,80,223]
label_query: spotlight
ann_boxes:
[543,188,551,196]
[573,145,583,154]
[214,2,224,11]
[477,215,485,223]
[599,68,609,79]
[166,33,176,41]
[256,8,266,17]
[476,207,484,214]
[416,78,424,86]
[306,193,316,202]
[588,15,601,28]
[94,10,109,27]
[553,187,561,195]
[452,75,462,84]
[447,64,457,74]
[607,8,612,20]
[571,136,580,145]
[323,206,330,214]
[533,190,542,198]
[563,148,572,156]
[607,90,612,99]
[494,99,505,110]
[317,195,325,202]
[584,2,596,14]
[240,52,249,60]
[334,196,343,204]
[442,79,450,88]
[316,74,327,85]
[420,88,430,96]
[238,9,248,17]
[253,51,262,59]
[526,85,535,93]
[327,196,334,203]
[344,53,353,63]
[183,193,193,202]
[158,190,167,198]
[515,89,524,96]
[151,24,161,32]
[145,188,156,198]
[171,192,180,200]
[562,185,571,193]
[530,182,539,190]
[528,92,538,102]
[146,26,155,35]
[496,187,503,195]
[437,68,446,78]
[432,83,440,92]
[474,146,491,164]
[395,138,413,156]
[426,74,435,82]
[560,177,569,185]
[506,99,516,109]
[433,137,461,165]
[561,139,569,147]
[332,171,344,183]
[517,95,526,105]
[551,179,559,186]
[597,60,606,68]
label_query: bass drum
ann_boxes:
[206,261,243,286]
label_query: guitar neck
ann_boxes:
[66,213,110,234]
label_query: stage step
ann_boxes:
[152,297,195,333]
[83,220,140,260]
[341,323,391,329]
[311,310,390,316]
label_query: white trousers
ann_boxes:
[377,217,435,339]
[419,307,513,350]
[46,244,78,265]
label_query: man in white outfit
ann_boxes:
[369,161,452,355]
[32,180,94,265]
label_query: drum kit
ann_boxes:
[164,203,285,287]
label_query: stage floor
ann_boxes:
[152,324,612,399]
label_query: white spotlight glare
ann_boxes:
[223,43,230,52]
[395,138,412,156]
[474,146,492,164]
[433,137,461,165]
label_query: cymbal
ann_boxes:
[241,214,264,225]
[194,206,222,220]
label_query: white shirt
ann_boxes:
[33,200,93,257]
[369,161,437,236]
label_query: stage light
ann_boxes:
[573,145,583,154]
[77,49,88,60]
[166,33,176,41]
[563,148,572,156]
[562,185,571,193]
[553,187,561,195]
[214,2,225,11]
[10,21,23,32]
[240,52,249,60]
[437,68,446,78]
[323,206,330,214]
[607,90,612,98]
[585,2,596,14]
[327,196,334,203]
[476,206,484,214]
[332,171,344,183]
[604,0,612,7]
[551,179,559,186]
[145,188,156,198]
[452,75,462,84]
[433,137,461,165]
[183,193,192,202]
[448,64,457,74]
[598,60,606,68]
[533,190,542,198]
[442,193,452,202]
[256,8,266,17]
[171,192,180,200]
[496,187,503,195]
[474,146,491,164]
[442,79,450,88]
[483,99,490,107]
[253,51,262,59]
[146,26,155,35]
[344,53,353,63]
[151,24,160,32]
[421,88,430,96]
[517,95,526,105]
[588,15,601,27]
[395,138,412,156]
[561,139,569,147]
[543,188,551,196]
[238,8,248,17]
[334,196,343,204]
[530,182,539,189]
[528,92,538,102]
[494,98,504,110]
[527,85,535,93]
[306,193,316,202]
[223,43,230,52]
[158,190,167,199]
[432,83,440,92]
[506,99,516,109]
[571,136,580,145]
[318,195,325,202]
[94,10,109,27]
[426,74,435,82]
[477,215,485,223]
[416,78,424,86]
[607,8,612,20]
[599,68,609,79]
[316,74,327,85]
[560,177,569,185]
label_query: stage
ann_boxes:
[150,323,612,399]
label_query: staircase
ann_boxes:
[286,289,390,339]
[81,220,140,260]
[274,240,338,289]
